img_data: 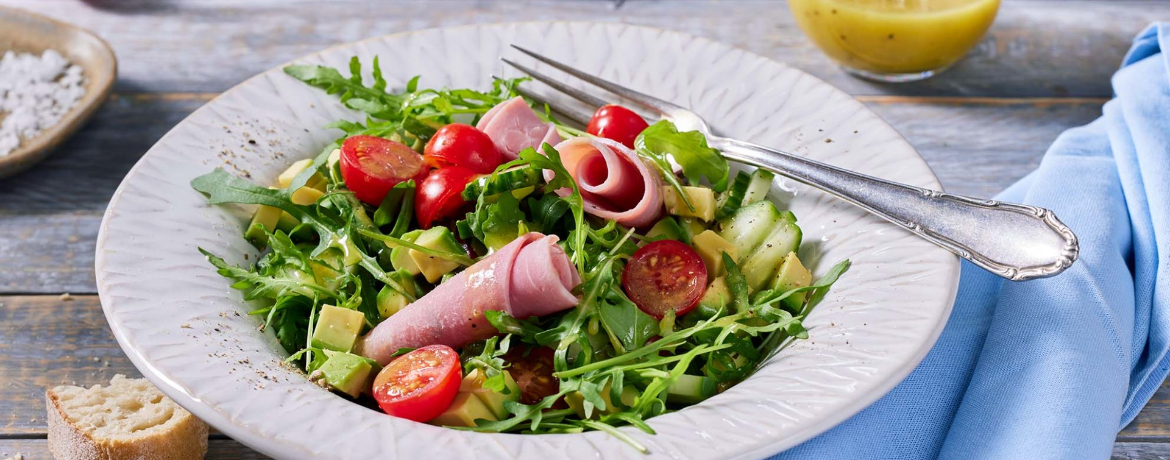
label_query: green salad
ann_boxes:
[191,56,848,452]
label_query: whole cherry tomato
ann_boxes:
[339,135,427,206]
[622,239,708,319]
[372,345,462,423]
[586,104,650,149]
[414,166,479,228]
[423,123,502,174]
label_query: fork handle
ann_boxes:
[712,138,1079,281]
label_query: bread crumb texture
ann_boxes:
[47,375,209,460]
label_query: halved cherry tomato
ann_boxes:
[423,123,502,174]
[414,166,478,228]
[340,135,428,206]
[504,346,560,405]
[622,239,708,319]
[372,345,462,423]
[587,104,650,149]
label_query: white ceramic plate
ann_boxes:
[96,22,959,460]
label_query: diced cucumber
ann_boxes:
[715,171,752,220]
[662,186,716,222]
[666,374,716,405]
[389,230,423,276]
[718,200,785,262]
[461,166,543,200]
[408,227,469,283]
[741,169,775,206]
[770,252,813,311]
[741,220,802,291]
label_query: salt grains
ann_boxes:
[0,49,87,157]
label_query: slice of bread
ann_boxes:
[46,375,209,460]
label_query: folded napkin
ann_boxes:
[775,24,1170,459]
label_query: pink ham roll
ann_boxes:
[476,96,562,160]
[546,137,664,228]
[359,233,580,365]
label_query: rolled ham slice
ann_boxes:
[359,233,580,365]
[546,137,664,228]
[476,96,562,160]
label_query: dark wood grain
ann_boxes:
[1112,442,1170,460]
[0,0,1160,98]
[0,438,272,460]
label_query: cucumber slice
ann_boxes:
[718,200,784,261]
[715,171,752,220]
[666,374,716,405]
[741,169,775,206]
[741,220,802,291]
[461,166,542,200]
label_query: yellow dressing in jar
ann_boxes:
[790,0,1000,81]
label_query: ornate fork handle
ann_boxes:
[714,138,1079,281]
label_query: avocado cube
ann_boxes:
[385,230,423,276]
[770,252,813,311]
[408,227,468,283]
[244,205,282,249]
[662,186,716,222]
[692,230,737,279]
[376,274,417,320]
[667,374,716,405]
[318,350,378,398]
[290,186,325,206]
[429,391,498,427]
[310,305,365,352]
[460,369,520,420]
[645,217,685,243]
[698,277,732,312]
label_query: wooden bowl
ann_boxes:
[0,5,116,178]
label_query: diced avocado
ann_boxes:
[680,217,707,242]
[429,391,498,427]
[244,205,282,249]
[645,217,686,244]
[718,200,784,262]
[698,277,732,312]
[275,211,312,241]
[662,186,716,222]
[290,186,325,205]
[770,252,813,311]
[460,369,521,420]
[408,227,468,283]
[667,374,717,405]
[375,273,417,320]
[691,230,737,278]
[741,169,775,206]
[278,159,326,191]
[316,350,379,398]
[310,248,353,291]
[310,305,365,352]
[565,382,639,419]
[741,220,802,291]
[482,227,520,251]
[388,230,424,276]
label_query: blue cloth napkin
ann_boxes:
[774,24,1170,460]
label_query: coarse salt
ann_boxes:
[0,49,87,157]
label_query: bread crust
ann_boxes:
[46,388,209,460]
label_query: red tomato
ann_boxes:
[423,123,502,174]
[340,135,428,206]
[504,346,561,405]
[414,166,479,228]
[586,104,650,149]
[372,345,462,423]
[622,240,708,319]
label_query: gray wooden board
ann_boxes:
[0,0,1161,98]
[0,439,272,460]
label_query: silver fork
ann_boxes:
[502,45,1079,282]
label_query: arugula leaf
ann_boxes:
[750,259,851,310]
[526,193,571,233]
[485,310,546,345]
[200,248,336,301]
[722,253,750,313]
[597,288,659,353]
[462,335,514,393]
[463,191,525,247]
[372,180,415,235]
[191,169,302,215]
[634,120,730,192]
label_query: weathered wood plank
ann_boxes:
[0,0,1159,98]
[0,438,271,460]
[1113,442,1170,460]
[0,95,1101,294]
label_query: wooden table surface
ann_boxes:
[0,1,1165,459]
